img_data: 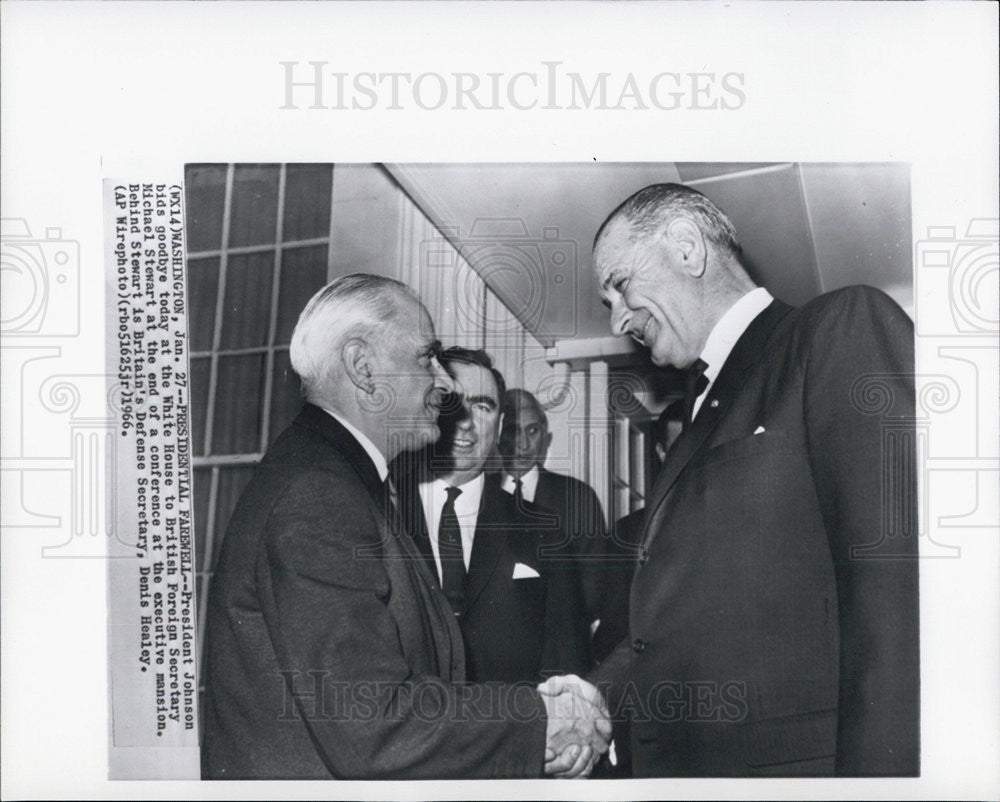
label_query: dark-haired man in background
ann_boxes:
[395,347,591,685]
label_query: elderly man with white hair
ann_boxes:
[201,273,610,780]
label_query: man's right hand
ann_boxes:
[537,674,611,778]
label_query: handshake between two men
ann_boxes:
[538,674,612,778]
[204,180,920,779]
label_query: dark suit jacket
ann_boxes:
[529,469,608,623]
[201,405,546,779]
[591,508,645,778]
[591,287,920,777]
[398,474,591,684]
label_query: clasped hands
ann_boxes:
[538,674,611,778]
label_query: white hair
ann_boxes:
[289,273,418,402]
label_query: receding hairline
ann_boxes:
[593,202,630,253]
[503,388,548,430]
[593,182,741,258]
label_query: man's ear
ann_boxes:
[341,337,375,394]
[665,217,707,278]
[541,430,553,456]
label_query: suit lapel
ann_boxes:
[296,406,463,675]
[533,469,554,510]
[640,300,793,551]
[642,399,726,548]
[379,506,462,676]
[463,482,506,613]
[294,404,387,509]
[381,472,462,677]
[399,480,439,585]
[388,507,451,607]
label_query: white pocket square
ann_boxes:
[512,562,540,579]
[753,425,766,435]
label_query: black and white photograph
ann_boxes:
[182,161,918,781]
[2,3,997,800]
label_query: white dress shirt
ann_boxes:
[418,473,485,581]
[500,464,540,502]
[692,287,773,420]
[319,406,388,482]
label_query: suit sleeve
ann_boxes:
[587,636,631,702]
[540,528,594,677]
[802,287,919,775]
[592,513,641,664]
[261,471,547,779]
[573,479,609,623]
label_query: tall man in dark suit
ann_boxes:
[201,274,609,780]
[499,388,608,629]
[396,347,590,684]
[545,183,919,777]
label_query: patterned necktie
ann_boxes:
[438,486,465,615]
[682,359,710,431]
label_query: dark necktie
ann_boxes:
[682,359,710,431]
[438,486,465,615]
[512,477,524,509]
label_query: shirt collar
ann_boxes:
[699,287,773,384]
[427,472,485,513]
[319,406,388,482]
[502,464,539,500]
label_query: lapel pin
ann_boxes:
[710,399,719,408]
